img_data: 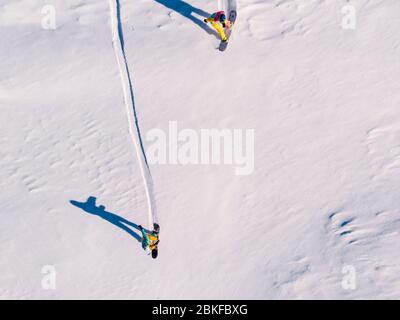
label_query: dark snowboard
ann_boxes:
[151,223,160,259]
[151,248,158,259]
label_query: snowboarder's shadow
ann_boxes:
[70,196,145,244]
[153,0,219,39]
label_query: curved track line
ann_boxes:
[108,0,157,228]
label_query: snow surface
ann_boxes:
[1,0,400,299]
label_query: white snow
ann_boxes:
[1,0,400,299]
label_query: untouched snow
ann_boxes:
[1,0,400,299]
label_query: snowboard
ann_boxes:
[151,248,158,259]
[219,10,237,52]
[151,223,160,259]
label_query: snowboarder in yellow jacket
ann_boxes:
[204,11,232,42]
[139,224,160,259]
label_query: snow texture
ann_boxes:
[1,0,400,299]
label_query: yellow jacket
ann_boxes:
[148,233,159,251]
[205,17,228,41]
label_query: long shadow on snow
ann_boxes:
[70,196,145,243]
[153,0,219,38]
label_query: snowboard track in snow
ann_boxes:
[108,0,157,228]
